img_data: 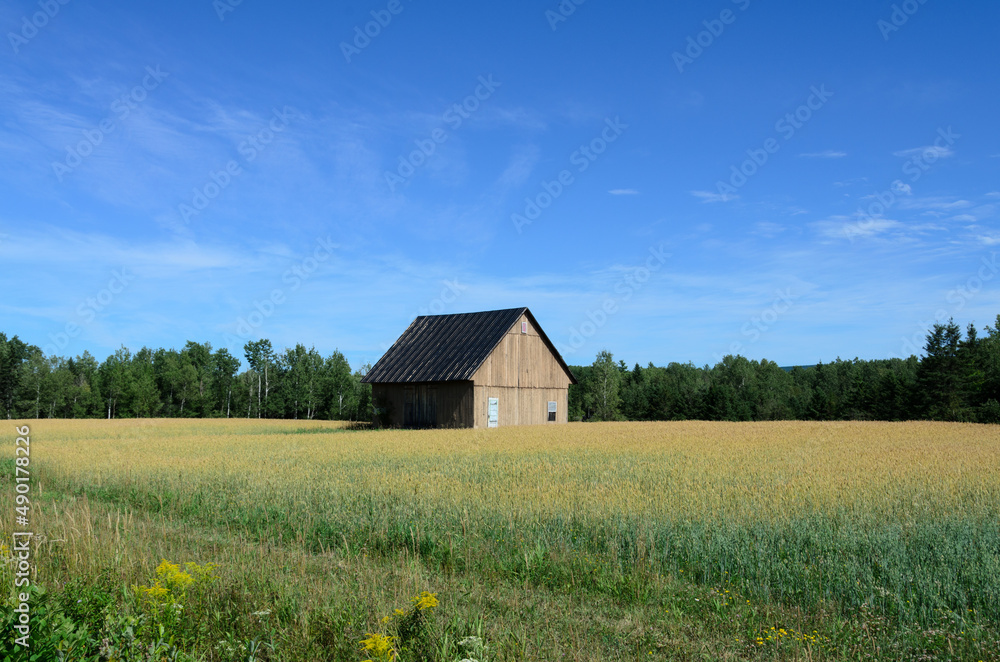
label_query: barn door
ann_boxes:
[404,386,437,427]
[424,386,437,427]
[404,387,415,426]
[487,397,499,428]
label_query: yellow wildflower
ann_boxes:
[155,560,194,591]
[359,632,395,661]
[410,591,438,611]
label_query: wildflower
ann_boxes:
[184,561,218,583]
[411,591,438,611]
[155,560,194,591]
[360,632,396,661]
[458,636,483,651]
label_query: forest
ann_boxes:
[571,317,1000,424]
[1,316,999,423]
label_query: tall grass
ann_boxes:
[3,418,999,660]
[24,420,1000,620]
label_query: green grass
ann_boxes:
[2,418,999,661]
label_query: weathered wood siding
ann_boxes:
[372,381,474,428]
[471,313,571,428]
[471,386,568,427]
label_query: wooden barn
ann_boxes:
[362,307,577,428]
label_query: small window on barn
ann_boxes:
[521,321,527,334]
[547,401,557,422]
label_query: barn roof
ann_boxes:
[361,307,577,384]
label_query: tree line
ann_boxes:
[569,317,1000,423]
[2,316,999,423]
[0,337,371,421]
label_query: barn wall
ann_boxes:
[471,313,572,428]
[372,382,473,428]
[471,313,572,389]
[472,385,568,428]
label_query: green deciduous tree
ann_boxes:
[211,348,241,418]
[130,347,161,418]
[589,350,622,422]
[99,346,133,419]
[0,333,32,418]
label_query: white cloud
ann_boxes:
[608,188,639,195]
[897,197,972,211]
[0,227,247,274]
[799,150,847,158]
[893,145,954,159]
[949,214,978,223]
[691,190,736,203]
[494,144,540,191]
[812,216,902,240]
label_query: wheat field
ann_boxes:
[2,419,999,660]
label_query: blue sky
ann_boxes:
[2,0,999,370]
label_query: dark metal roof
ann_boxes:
[362,307,576,384]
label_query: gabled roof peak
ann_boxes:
[362,307,575,384]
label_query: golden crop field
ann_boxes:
[2,419,999,661]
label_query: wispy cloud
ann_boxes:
[608,188,639,195]
[494,144,540,191]
[812,216,902,240]
[0,226,247,275]
[799,150,846,158]
[893,145,955,159]
[691,190,736,203]
[897,197,971,211]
